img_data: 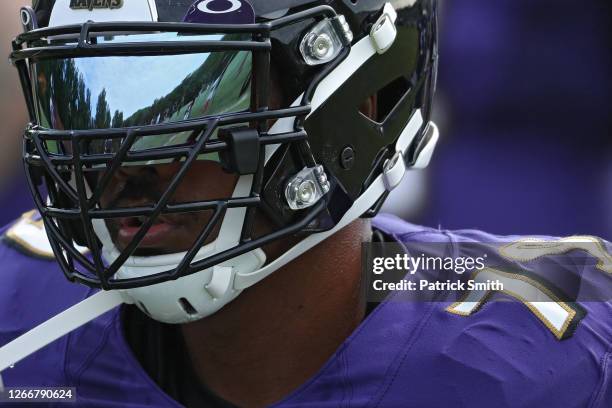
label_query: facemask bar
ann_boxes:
[13,5,352,290]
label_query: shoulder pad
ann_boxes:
[3,210,88,260]
[4,210,55,260]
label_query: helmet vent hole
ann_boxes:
[372,76,411,123]
[179,298,198,316]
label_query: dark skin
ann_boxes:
[99,78,377,406]
[99,161,238,255]
[182,219,371,407]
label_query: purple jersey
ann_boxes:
[0,211,610,407]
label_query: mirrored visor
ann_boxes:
[31,33,253,162]
[33,34,253,131]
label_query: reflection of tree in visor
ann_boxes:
[33,33,252,166]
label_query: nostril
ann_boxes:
[122,216,146,228]
[117,165,159,179]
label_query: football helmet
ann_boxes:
[10,0,438,324]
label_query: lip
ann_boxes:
[116,216,181,250]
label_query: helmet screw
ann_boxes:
[297,180,316,203]
[340,146,355,170]
[285,165,331,210]
[20,9,31,26]
[309,33,333,60]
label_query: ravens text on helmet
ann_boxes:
[69,0,124,11]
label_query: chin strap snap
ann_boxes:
[411,122,440,169]
[204,265,234,300]
[381,109,422,191]
[370,3,398,54]
[382,151,406,191]
[382,110,440,192]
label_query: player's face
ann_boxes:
[98,161,238,255]
[98,70,285,256]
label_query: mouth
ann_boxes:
[115,215,181,252]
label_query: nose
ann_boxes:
[115,163,180,182]
[115,165,158,183]
[103,166,163,208]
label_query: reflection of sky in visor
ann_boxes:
[74,33,226,117]
[73,53,215,118]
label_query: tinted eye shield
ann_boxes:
[10,6,350,290]
[17,24,279,160]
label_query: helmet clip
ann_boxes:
[370,3,398,54]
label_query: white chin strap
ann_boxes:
[0,2,440,374]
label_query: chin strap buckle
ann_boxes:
[382,110,440,192]
[411,122,440,169]
[205,266,234,300]
[382,151,406,191]
[370,3,398,54]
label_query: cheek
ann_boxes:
[171,161,238,202]
[94,172,121,208]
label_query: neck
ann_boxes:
[181,219,371,407]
